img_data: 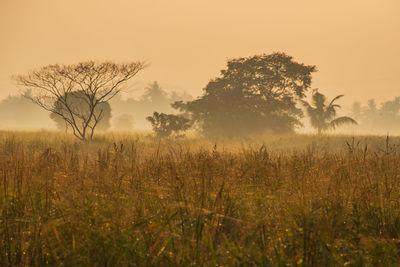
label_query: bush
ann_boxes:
[146,112,191,137]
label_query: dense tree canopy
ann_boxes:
[173,52,316,137]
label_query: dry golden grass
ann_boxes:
[1,131,400,266]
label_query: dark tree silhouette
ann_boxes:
[303,90,357,135]
[173,52,316,137]
[50,91,112,132]
[146,112,191,137]
[14,60,146,140]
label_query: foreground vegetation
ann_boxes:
[1,131,400,266]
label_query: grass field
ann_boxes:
[1,131,400,266]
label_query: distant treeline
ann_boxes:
[2,87,400,135]
[109,81,192,130]
[0,94,52,129]
[2,53,400,136]
[349,97,400,135]
[0,81,192,130]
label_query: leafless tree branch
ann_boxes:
[14,60,146,140]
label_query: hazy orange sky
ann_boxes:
[1,0,399,106]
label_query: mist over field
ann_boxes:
[2,86,400,136]
[2,1,400,266]
[0,81,192,131]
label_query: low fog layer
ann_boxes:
[1,81,192,131]
[3,81,400,136]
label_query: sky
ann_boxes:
[1,0,399,106]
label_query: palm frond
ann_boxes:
[325,105,338,120]
[329,116,357,130]
[328,95,344,107]
[330,104,341,109]
[326,98,343,120]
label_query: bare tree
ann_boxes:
[14,61,146,140]
[49,91,112,132]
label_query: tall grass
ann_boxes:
[1,131,400,266]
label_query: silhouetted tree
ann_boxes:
[173,52,316,137]
[14,60,146,140]
[303,90,357,135]
[50,91,112,132]
[146,112,191,137]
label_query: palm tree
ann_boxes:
[303,90,357,135]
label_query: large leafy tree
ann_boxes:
[14,60,146,140]
[303,90,357,134]
[173,52,316,137]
